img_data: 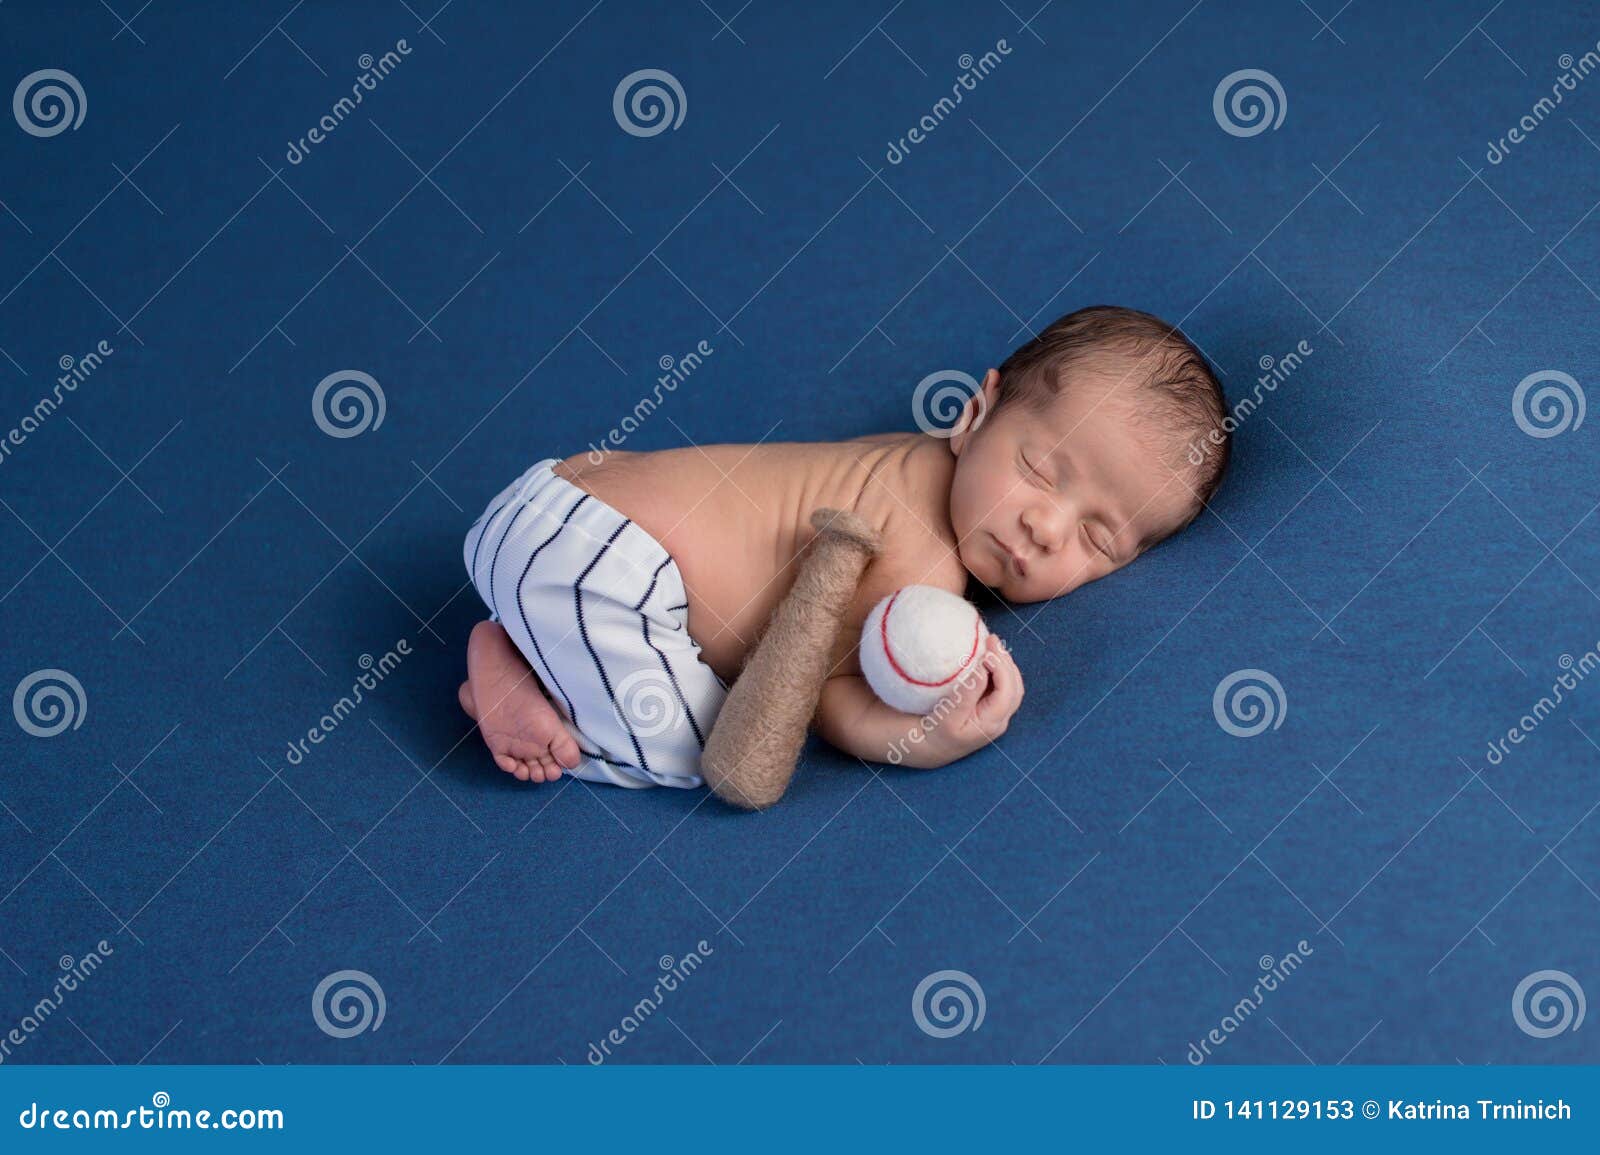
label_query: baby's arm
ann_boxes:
[815,634,1024,769]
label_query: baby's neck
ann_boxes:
[903,432,957,517]
[845,430,959,535]
[883,431,962,550]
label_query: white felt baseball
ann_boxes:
[860,584,989,715]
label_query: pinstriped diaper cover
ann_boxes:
[463,458,729,789]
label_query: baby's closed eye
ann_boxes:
[1081,521,1120,564]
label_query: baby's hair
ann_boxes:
[994,305,1230,520]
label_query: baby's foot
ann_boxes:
[463,621,583,783]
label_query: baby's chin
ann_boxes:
[955,541,1003,593]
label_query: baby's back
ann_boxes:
[555,435,966,681]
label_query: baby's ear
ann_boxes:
[978,367,1001,412]
[951,368,1001,455]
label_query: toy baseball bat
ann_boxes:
[701,507,883,810]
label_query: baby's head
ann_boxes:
[947,305,1229,602]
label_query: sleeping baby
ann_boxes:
[456,305,1230,788]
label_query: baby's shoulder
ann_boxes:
[846,439,966,597]
[823,536,966,678]
[867,526,968,600]
[847,431,909,449]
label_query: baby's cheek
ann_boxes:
[1054,556,1093,597]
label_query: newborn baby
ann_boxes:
[457,306,1230,788]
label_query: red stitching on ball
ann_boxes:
[880,589,983,688]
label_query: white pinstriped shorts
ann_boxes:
[463,459,728,789]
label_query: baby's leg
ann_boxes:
[460,620,582,783]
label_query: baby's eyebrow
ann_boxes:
[1051,441,1160,552]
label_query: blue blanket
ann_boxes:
[0,0,1595,1065]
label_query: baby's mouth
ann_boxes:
[992,532,1026,578]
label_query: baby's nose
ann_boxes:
[1023,509,1064,552]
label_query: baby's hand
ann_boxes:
[922,634,1024,763]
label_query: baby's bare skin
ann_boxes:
[458,433,964,783]
[461,363,1198,781]
[551,433,968,684]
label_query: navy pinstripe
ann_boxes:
[577,745,635,770]
[641,615,706,747]
[632,558,671,612]
[575,519,651,775]
[465,460,727,789]
[469,495,512,594]
[513,493,591,728]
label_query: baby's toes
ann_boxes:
[539,753,563,781]
[501,737,544,768]
[549,730,582,770]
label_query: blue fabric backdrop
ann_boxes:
[0,0,1596,1065]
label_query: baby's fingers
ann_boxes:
[953,642,995,699]
[976,642,1023,728]
[935,671,987,732]
[993,637,1024,699]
